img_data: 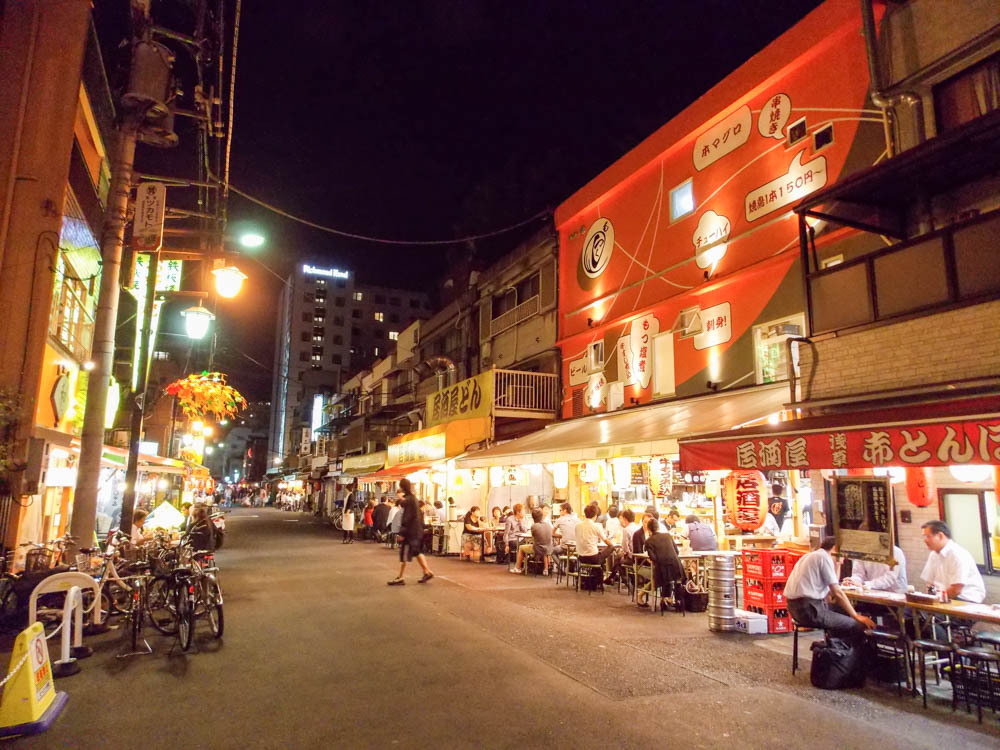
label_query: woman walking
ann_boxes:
[387,478,434,585]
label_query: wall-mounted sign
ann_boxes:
[745,150,827,222]
[693,302,731,350]
[303,264,349,279]
[578,218,614,283]
[832,476,895,564]
[426,371,492,428]
[648,456,673,500]
[568,356,589,386]
[388,429,446,466]
[50,372,71,426]
[757,93,791,140]
[628,313,658,389]
[692,210,731,269]
[693,105,751,170]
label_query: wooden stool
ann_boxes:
[911,638,954,708]
[792,623,813,675]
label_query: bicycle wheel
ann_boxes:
[129,586,143,652]
[147,576,178,635]
[175,586,194,651]
[107,580,131,614]
[203,578,224,639]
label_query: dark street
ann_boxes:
[9,509,999,749]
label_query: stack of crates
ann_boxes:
[741,548,804,633]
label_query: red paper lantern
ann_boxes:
[905,467,936,508]
[723,470,768,531]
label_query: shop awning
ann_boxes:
[387,417,490,467]
[678,394,1000,471]
[456,384,789,468]
[362,462,432,480]
[342,450,387,476]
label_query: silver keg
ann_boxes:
[707,554,737,632]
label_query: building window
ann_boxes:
[313,335,323,343]
[353,291,363,302]
[315,278,326,286]
[333,316,344,326]
[753,314,805,385]
[336,279,346,288]
[786,117,808,147]
[303,292,314,303]
[312,346,324,356]
[301,312,311,323]
[388,331,399,341]
[941,489,997,573]
[669,179,695,222]
[333,335,343,345]
[331,354,342,364]
[334,297,345,307]
[352,309,361,319]
[390,297,400,306]
[311,354,322,362]
[374,311,384,322]
[300,332,310,343]
[153,351,170,361]
[314,289,327,302]
[314,306,326,316]
[491,288,516,320]
[311,364,321,370]
[299,352,308,362]
[934,52,1000,134]
[313,326,325,337]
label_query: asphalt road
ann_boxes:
[7,508,1000,749]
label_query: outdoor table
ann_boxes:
[844,589,1000,633]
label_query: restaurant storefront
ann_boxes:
[679,394,1000,599]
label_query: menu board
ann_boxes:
[831,476,895,564]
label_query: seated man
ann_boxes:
[502,504,530,565]
[843,545,907,594]
[550,502,579,573]
[575,505,616,573]
[785,536,875,643]
[604,508,637,585]
[510,509,554,575]
[684,514,717,552]
[605,506,623,545]
[920,520,986,603]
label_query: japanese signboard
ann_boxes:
[693,302,731,351]
[425,371,493,428]
[694,105,751,171]
[723,470,768,531]
[132,182,166,251]
[648,456,673,500]
[679,417,1000,471]
[745,150,827,222]
[388,427,446,466]
[832,476,895,564]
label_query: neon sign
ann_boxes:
[303,264,349,279]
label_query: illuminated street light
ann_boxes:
[212,265,248,298]
[181,305,215,339]
[238,232,265,248]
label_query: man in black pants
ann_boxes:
[387,478,434,586]
[786,536,875,643]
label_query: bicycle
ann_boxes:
[117,562,153,657]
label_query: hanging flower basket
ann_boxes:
[164,371,247,421]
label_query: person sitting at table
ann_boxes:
[605,506,623,545]
[920,520,986,603]
[664,508,681,532]
[131,509,150,545]
[842,545,907,594]
[643,517,685,612]
[575,504,616,571]
[540,505,553,527]
[785,536,875,644]
[502,504,529,565]
[510,509,554,575]
[684,514,717,552]
[604,509,637,586]
[462,506,489,561]
[434,500,446,525]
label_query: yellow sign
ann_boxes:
[425,371,493,428]
[0,622,66,738]
[388,426,447,466]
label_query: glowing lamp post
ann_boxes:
[212,265,248,298]
[181,305,215,340]
[238,232,265,248]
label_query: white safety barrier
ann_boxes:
[28,571,102,629]
[29,573,100,677]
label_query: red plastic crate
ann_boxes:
[741,548,802,581]
[742,577,786,608]
[746,604,793,634]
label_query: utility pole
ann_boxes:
[70,112,141,553]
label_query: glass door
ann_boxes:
[941,491,991,571]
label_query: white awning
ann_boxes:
[456,384,788,467]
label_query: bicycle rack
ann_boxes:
[29,577,96,677]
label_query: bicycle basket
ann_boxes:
[24,547,55,573]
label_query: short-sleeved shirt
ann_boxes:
[463,511,484,535]
[620,522,639,557]
[605,517,623,545]
[686,521,717,551]
[921,539,986,603]
[784,549,838,601]
[552,513,578,544]
[575,519,602,557]
[531,522,553,556]
[852,545,907,594]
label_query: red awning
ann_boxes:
[361,463,432,480]
[679,395,1000,471]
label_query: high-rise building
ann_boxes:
[269,261,429,464]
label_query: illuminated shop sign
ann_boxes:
[303,264,349,279]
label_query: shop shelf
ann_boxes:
[746,604,793,634]
[742,577,786,608]
[741,548,803,581]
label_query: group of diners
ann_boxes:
[458,500,717,610]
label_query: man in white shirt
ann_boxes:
[575,505,615,566]
[785,537,875,643]
[551,503,579,574]
[920,520,986,603]
[844,545,908,594]
[605,506,623,545]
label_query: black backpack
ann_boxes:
[810,637,867,690]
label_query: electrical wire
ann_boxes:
[222,0,241,210]
[227,183,549,246]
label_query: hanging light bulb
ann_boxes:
[948,464,991,483]
[181,305,215,339]
[212,265,248,298]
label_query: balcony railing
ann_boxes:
[490,294,539,337]
[492,369,559,416]
[806,208,1000,335]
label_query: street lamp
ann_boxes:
[181,305,215,339]
[212,265,248,298]
[238,232,265,248]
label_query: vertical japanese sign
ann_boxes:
[132,182,166,252]
[832,476,895,564]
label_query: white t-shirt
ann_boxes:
[605,517,623,545]
[575,519,602,557]
[784,548,838,601]
[762,513,794,538]
[850,546,907,594]
[552,513,578,544]
[921,539,986,603]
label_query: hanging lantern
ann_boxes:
[504,467,523,486]
[212,265,248,298]
[611,457,631,490]
[948,464,991,483]
[471,468,486,488]
[905,467,936,507]
[489,466,503,487]
[648,456,673,500]
[722,470,768,531]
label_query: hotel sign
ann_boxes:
[303,264,349,279]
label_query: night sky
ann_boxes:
[108,1,827,400]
